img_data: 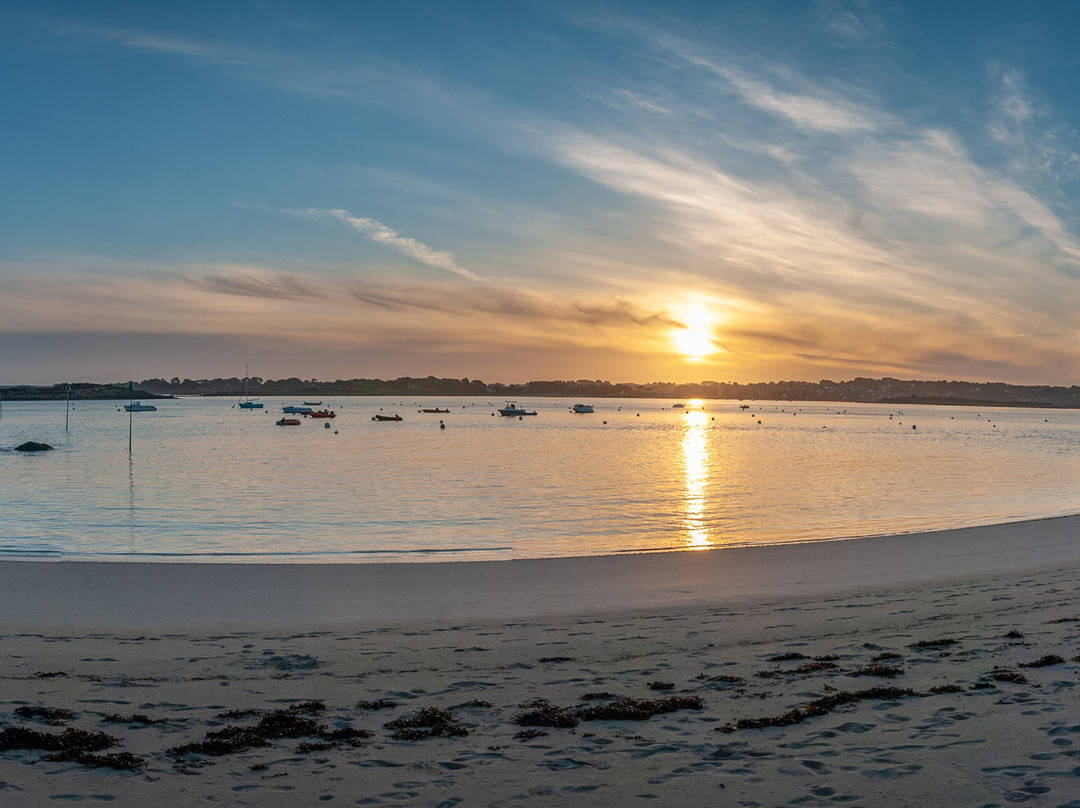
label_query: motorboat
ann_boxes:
[303,401,323,406]
[276,418,301,426]
[124,401,157,412]
[307,410,336,418]
[282,405,313,414]
[421,408,450,413]
[372,414,403,421]
[571,403,594,413]
[498,402,537,416]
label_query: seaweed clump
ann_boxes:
[103,714,166,726]
[850,664,905,679]
[513,700,579,729]
[1019,655,1066,668]
[168,701,367,760]
[985,669,1028,685]
[0,726,141,770]
[578,696,703,722]
[908,639,958,651]
[356,699,399,711]
[719,687,918,732]
[14,706,75,725]
[385,707,468,740]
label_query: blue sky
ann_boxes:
[2,1,1079,385]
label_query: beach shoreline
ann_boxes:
[1,513,1079,632]
[1,515,1079,805]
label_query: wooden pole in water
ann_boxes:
[65,384,70,431]
[128,381,133,453]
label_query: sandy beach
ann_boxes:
[2,515,1080,806]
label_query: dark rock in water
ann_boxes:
[15,441,53,452]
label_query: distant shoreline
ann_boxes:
[3,375,1079,408]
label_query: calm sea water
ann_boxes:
[1,396,1078,563]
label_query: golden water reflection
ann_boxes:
[682,409,711,549]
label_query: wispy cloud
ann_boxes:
[293,208,485,282]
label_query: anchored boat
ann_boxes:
[498,402,537,416]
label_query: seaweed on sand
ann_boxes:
[356,700,399,711]
[168,702,365,759]
[513,701,579,729]
[578,696,703,721]
[384,707,468,740]
[0,726,142,770]
[719,687,918,732]
[103,713,166,726]
[985,669,1028,684]
[516,695,703,727]
[757,661,840,679]
[849,664,905,679]
[14,706,74,725]
[1019,655,1066,668]
[908,639,958,650]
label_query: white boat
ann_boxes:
[499,401,537,416]
[124,401,157,412]
[571,403,594,413]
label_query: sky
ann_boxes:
[2,1,1080,386]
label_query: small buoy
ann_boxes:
[518,415,523,420]
[324,422,330,429]
[912,424,916,429]
[757,420,761,424]
[334,430,338,434]
[602,420,607,424]
[440,422,446,430]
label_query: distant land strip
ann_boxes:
[3,377,1079,408]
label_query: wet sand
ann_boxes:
[1,515,1079,805]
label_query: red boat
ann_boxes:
[307,410,336,418]
[276,418,301,426]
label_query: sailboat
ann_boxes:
[237,368,263,409]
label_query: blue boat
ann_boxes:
[282,405,313,414]
[237,368,263,409]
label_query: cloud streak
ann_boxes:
[294,209,485,282]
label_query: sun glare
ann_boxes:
[672,306,718,360]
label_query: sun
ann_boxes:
[673,327,715,359]
[671,306,718,360]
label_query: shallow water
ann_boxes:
[1,396,1078,562]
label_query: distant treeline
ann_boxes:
[4,376,1080,408]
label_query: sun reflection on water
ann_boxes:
[682,408,711,549]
